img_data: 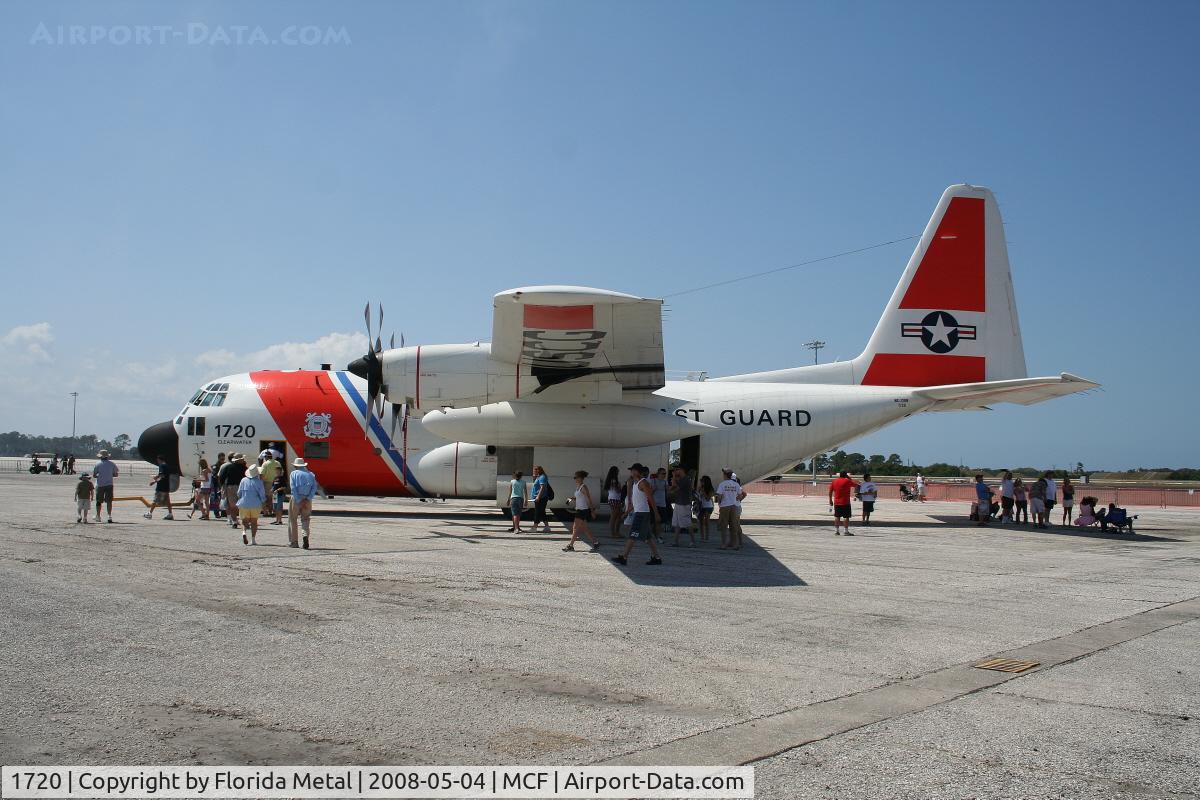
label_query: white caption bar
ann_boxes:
[2,766,754,799]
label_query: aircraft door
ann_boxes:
[260,439,288,470]
[679,436,701,476]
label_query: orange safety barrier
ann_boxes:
[746,481,1200,509]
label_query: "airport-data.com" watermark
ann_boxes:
[30,22,352,47]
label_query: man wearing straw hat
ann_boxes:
[288,457,318,549]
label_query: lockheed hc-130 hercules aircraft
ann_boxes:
[138,185,1098,508]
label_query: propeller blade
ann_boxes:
[400,332,405,348]
[375,335,382,354]
[364,302,372,342]
[378,303,384,336]
[389,333,395,350]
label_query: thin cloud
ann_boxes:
[1,322,54,363]
[194,331,364,375]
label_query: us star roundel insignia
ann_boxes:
[901,311,977,354]
[303,411,332,439]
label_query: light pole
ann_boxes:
[69,392,79,438]
[802,341,825,485]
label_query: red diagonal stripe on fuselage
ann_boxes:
[251,370,409,496]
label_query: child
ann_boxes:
[270,472,288,525]
[75,474,94,523]
[188,478,205,519]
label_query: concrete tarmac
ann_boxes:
[1,471,1197,798]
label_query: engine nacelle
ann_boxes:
[381,343,527,410]
[412,441,495,496]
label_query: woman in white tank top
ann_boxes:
[562,470,600,552]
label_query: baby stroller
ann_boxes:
[899,484,917,502]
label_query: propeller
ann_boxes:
[349,303,408,444]
[349,302,386,439]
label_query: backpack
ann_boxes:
[545,483,555,501]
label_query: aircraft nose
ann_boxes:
[347,356,369,379]
[138,421,180,473]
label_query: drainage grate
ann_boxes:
[974,657,1040,673]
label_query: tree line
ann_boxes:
[0,431,135,459]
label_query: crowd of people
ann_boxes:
[69,449,321,549]
[64,453,1140,553]
[29,453,77,474]
[507,463,749,567]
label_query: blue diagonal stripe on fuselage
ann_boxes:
[334,371,430,497]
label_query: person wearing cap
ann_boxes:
[237,464,267,545]
[219,453,247,529]
[288,458,318,549]
[74,473,94,523]
[91,449,119,523]
[209,453,227,518]
[258,452,282,513]
[612,464,662,566]
[144,454,176,520]
[716,468,747,549]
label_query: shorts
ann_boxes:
[239,507,261,520]
[76,498,90,513]
[573,509,591,521]
[672,504,692,529]
[629,511,651,540]
[1063,498,1074,509]
[1045,499,1056,511]
[700,504,714,517]
[96,485,113,504]
[509,497,524,516]
[862,501,875,513]
[154,491,170,505]
[1031,498,1046,514]
[833,503,852,518]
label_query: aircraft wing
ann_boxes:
[491,286,665,393]
[914,372,1100,411]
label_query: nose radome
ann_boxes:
[138,421,180,474]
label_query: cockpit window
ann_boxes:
[192,384,229,407]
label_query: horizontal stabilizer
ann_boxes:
[914,373,1100,411]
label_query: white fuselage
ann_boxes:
[146,370,928,509]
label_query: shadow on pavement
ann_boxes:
[604,535,807,588]
[928,516,1181,542]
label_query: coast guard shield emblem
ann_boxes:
[303,412,332,439]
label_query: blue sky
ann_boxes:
[1,1,1197,470]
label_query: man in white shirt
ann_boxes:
[915,473,926,501]
[1044,472,1058,518]
[716,468,747,549]
[612,464,662,566]
[91,449,120,523]
[1000,471,1015,523]
[858,473,878,525]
